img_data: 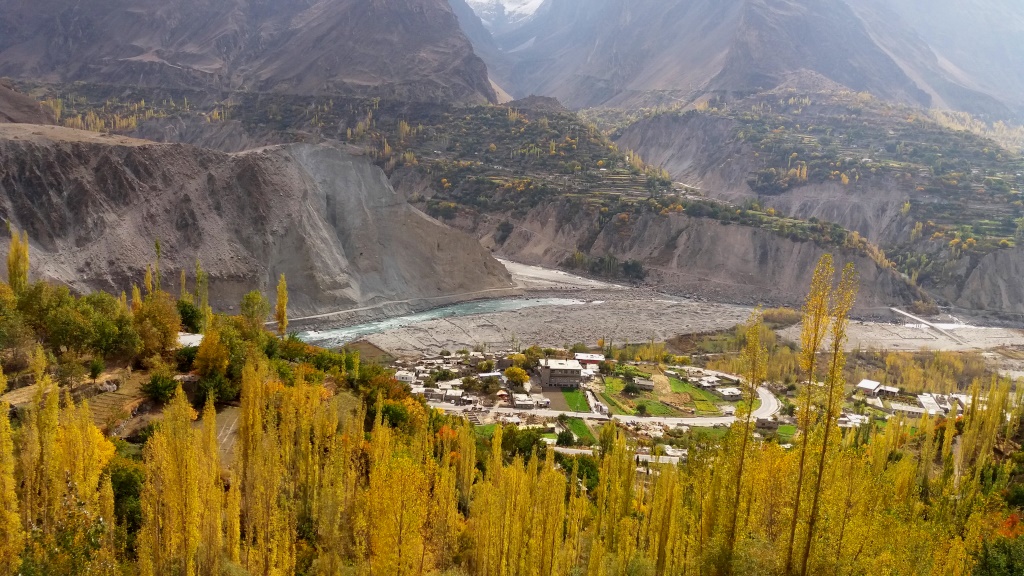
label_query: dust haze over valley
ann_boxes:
[4,1,1024,575]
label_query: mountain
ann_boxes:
[0,80,51,124]
[475,0,1021,116]
[0,0,496,104]
[466,0,544,32]
[0,124,515,316]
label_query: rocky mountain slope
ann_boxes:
[0,81,50,124]
[471,0,1021,116]
[445,198,918,313]
[0,124,514,316]
[0,0,496,104]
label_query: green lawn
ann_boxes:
[777,424,797,442]
[669,378,720,402]
[563,389,590,412]
[542,433,558,440]
[475,424,497,438]
[566,418,596,445]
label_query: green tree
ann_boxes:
[240,290,270,337]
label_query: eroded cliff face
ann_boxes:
[456,199,918,312]
[0,124,514,315]
[949,247,1024,317]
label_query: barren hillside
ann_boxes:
[0,124,514,316]
[0,0,496,104]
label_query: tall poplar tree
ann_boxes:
[275,274,288,337]
[785,254,834,574]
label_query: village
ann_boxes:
[378,340,980,459]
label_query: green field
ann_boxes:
[542,433,558,440]
[778,424,797,442]
[604,376,625,394]
[563,389,590,412]
[566,418,596,444]
[475,424,497,438]
[601,392,631,415]
[693,400,720,415]
[635,399,683,417]
[669,378,719,402]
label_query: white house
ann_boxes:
[717,387,743,400]
[395,371,416,384]
[856,379,882,396]
[574,353,605,368]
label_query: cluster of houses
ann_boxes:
[855,379,969,419]
[675,367,744,400]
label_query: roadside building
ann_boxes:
[531,394,551,408]
[717,387,743,400]
[513,394,535,409]
[410,386,426,397]
[395,371,416,384]
[539,359,584,388]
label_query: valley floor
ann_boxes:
[359,260,1024,358]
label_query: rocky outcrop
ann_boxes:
[460,199,917,313]
[0,0,496,104]
[950,247,1024,317]
[0,81,50,124]
[0,124,514,316]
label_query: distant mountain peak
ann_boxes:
[467,0,544,31]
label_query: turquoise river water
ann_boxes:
[298,297,585,348]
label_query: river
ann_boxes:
[297,297,586,348]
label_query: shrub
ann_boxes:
[762,307,802,327]
[142,372,178,404]
[175,346,198,373]
[198,372,239,404]
[177,299,203,333]
[556,430,575,446]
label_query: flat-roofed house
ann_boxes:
[539,359,584,388]
[574,353,605,368]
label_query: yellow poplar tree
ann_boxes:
[6,227,29,295]
[276,274,288,337]
[786,254,834,573]
[0,397,23,574]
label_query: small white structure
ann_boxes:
[890,402,926,417]
[717,387,743,399]
[574,353,605,367]
[699,376,721,388]
[634,378,656,391]
[410,386,426,397]
[917,394,945,416]
[838,413,870,428]
[513,394,535,409]
[530,394,551,408]
[395,371,416,384]
[857,379,882,395]
[878,385,901,397]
